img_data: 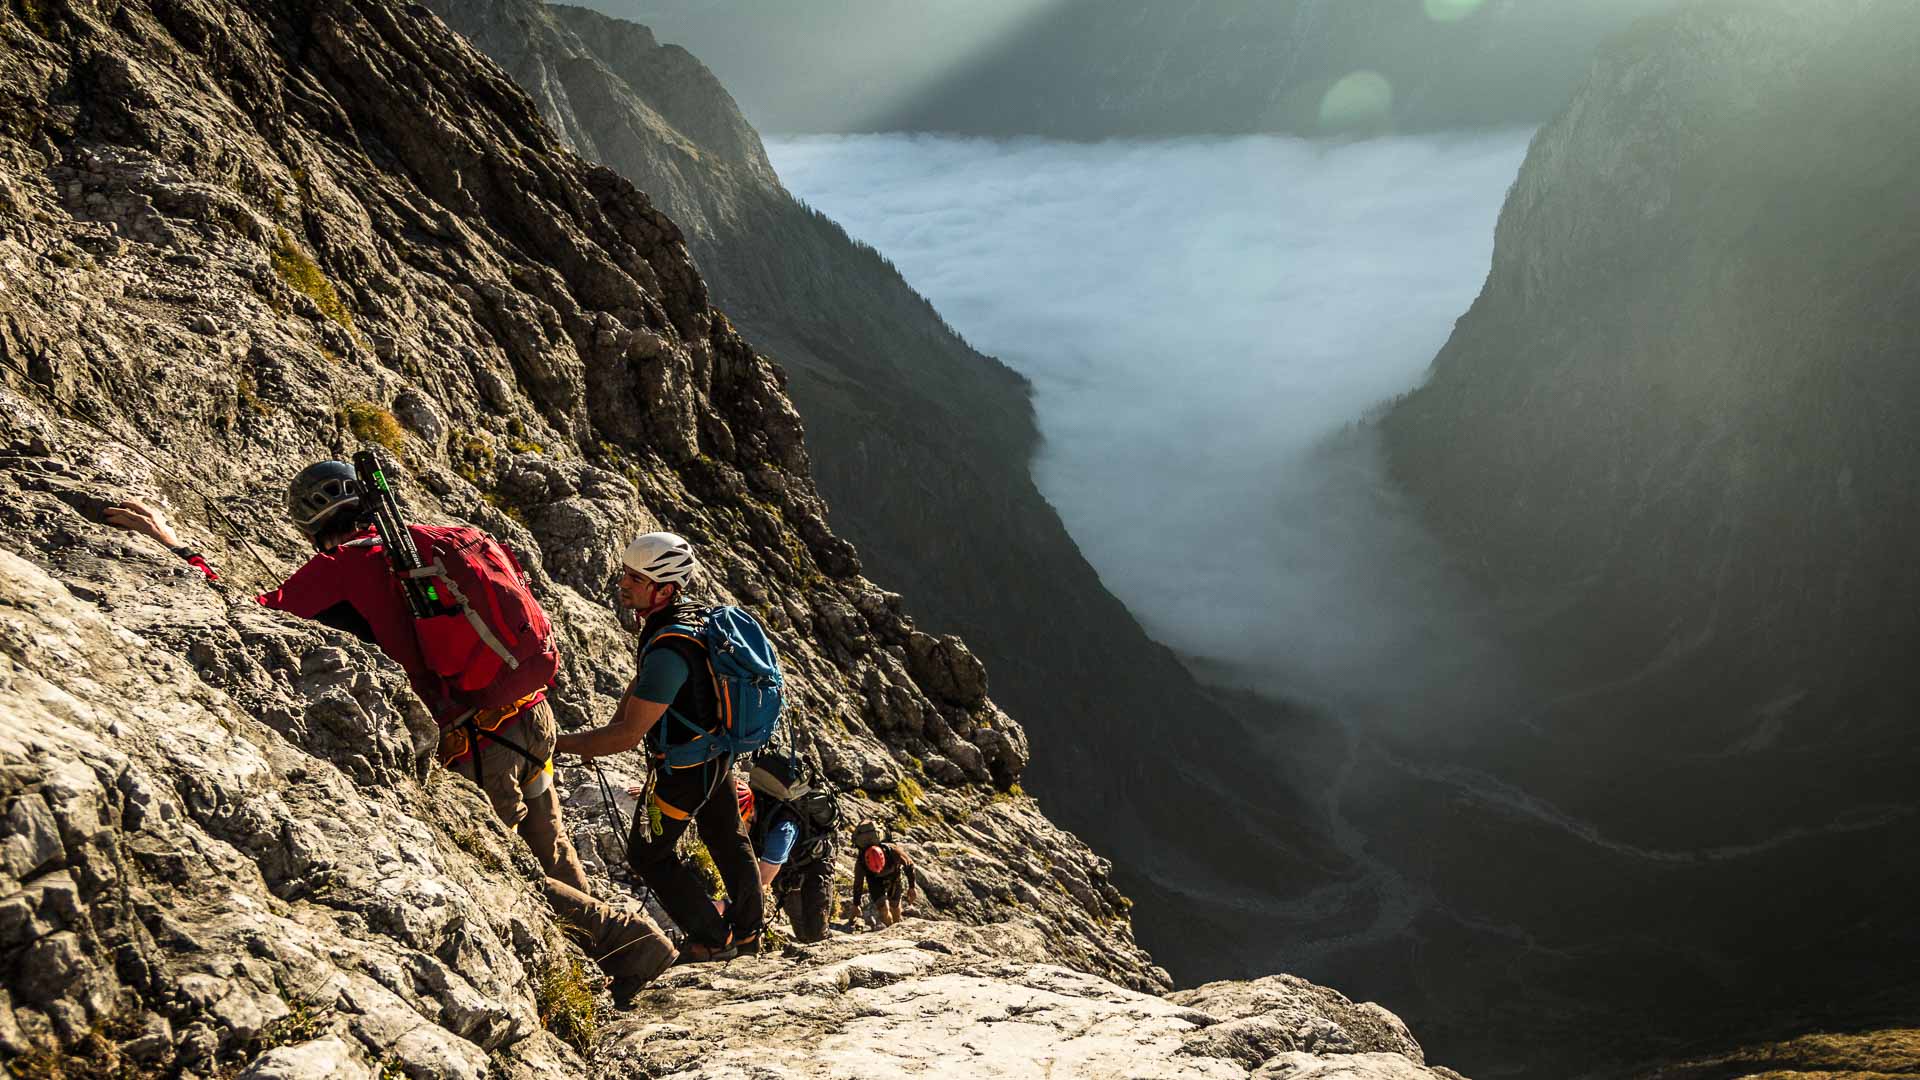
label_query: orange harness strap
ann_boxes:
[436,690,545,769]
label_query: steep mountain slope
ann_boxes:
[419,0,1362,980]
[1379,0,1920,1068]
[589,0,1678,136]
[0,0,1138,1066]
[0,0,1468,1076]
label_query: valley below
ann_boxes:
[770,131,1920,1079]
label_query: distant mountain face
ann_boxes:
[1382,0,1920,1053]
[580,0,1678,136]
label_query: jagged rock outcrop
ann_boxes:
[606,920,1462,1079]
[2,546,578,1078]
[594,0,1678,136]
[0,0,1466,1076]
[1376,0,1920,1073]
[424,0,1353,985]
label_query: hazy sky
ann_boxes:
[588,0,1679,135]
[770,132,1532,715]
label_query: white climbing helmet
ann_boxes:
[622,531,698,585]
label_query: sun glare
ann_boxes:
[1318,71,1395,130]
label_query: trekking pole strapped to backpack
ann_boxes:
[352,450,440,619]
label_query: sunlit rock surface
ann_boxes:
[603,921,1462,1080]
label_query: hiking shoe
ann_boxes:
[611,974,648,1009]
[608,935,678,1009]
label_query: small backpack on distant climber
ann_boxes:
[644,606,784,768]
[402,524,559,711]
[784,789,840,868]
[852,820,883,850]
[750,786,839,869]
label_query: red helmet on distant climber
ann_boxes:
[863,845,887,875]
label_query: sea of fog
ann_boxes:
[768,132,1533,718]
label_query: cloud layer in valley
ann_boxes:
[769,132,1532,719]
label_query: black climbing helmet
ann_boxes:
[286,460,362,537]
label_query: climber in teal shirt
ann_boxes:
[556,531,763,961]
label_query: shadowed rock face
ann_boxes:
[424,0,1361,986]
[1380,0,1920,1069]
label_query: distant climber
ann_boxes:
[848,820,917,929]
[107,462,678,1002]
[556,531,766,962]
[742,755,838,943]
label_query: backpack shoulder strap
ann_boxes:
[640,624,720,751]
[643,623,707,658]
[772,799,808,840]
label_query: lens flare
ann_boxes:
[1318,71,1394,130]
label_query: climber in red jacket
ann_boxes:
[107,462,677,1003]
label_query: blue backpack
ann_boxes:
[645,606,784,768]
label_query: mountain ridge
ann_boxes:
[587,0,1680,137]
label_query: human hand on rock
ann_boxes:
[104,497,183,549]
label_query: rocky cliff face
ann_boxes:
[420,0,1352,985]
[592,0,1678,136]
[0,0,1458,1075]
[1379,0,1920,1067]
[0,547,1453,1079]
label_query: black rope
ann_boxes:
[590,758,631,866]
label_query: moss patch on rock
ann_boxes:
[271,227,354,332]
[340,401,407,459]
[535,955,599,1051]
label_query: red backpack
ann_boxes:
[402,525,558,712]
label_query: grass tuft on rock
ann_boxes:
[341,401,407,459]
[253,995,335,1055]
[16,0,58,38]
[886,773,928,825]
[271,227,354,332]
[6,1012,153,1080]
[453,430,496,486]
[535,955,599,1051]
